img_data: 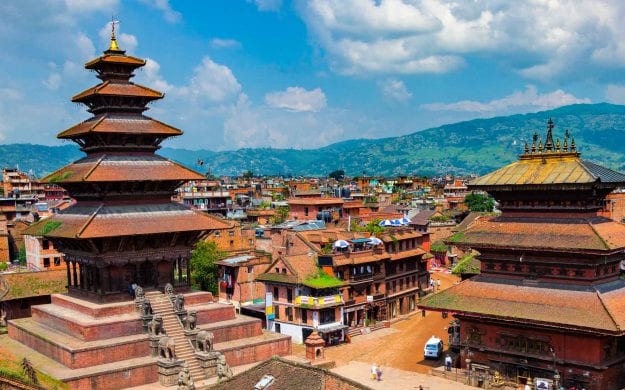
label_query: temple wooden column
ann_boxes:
[65,259,72,288]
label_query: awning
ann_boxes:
[350,238,371,244]
[317,324,348,333]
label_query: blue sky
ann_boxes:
[2,0,625,150]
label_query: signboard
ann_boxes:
[534,378,551,390]
[265,292,274,320]
[366,295,374,302]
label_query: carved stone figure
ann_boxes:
[141,300,153,316]
[489,371,505,387]
[158,336,176,361]
[183,311,196,331]
[177,363,195,390]
[174,294,185,312]
[216,353,233,382]
[135,285,145,300]
[196,330,214,353]
[148,315,163,336]
[164,283,174,296]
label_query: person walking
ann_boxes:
[376,365,382,381]
[437,279,442,290]
[445,354,452,371]
[370,363,377,381]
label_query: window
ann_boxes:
[275,267,279,273]
[229,240,234,246]
[215,232,221,237]
[43,258,50,268]
[274,305,280,319]
[319,308,336,324]
[274,287,279,299]
[304,207,309,216]
[287,288,293,303]
[229,230,235,237]
[285,307,293,321]
[301,309,308,323]
[248,239,254,246]
[247,266,253,274]
[54,257,61,267]
[282,268,287,274]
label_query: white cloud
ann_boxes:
[135,58,174,93]
[64,0,118,13]
[421,85,590,114]
[43,73,61,90]
[378,78,412,102]
[265,87,327,112]
[186,57,242,102]
[140,0,181,23]
[249,0,282,12]
[605,84,625,104]
[299,0,625,79]
[210,38,241,49]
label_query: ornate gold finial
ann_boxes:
[108,17,121,52]
[570,138,576,152]
[556,138,561,152]
[563,137,568,152]
[531,132,538,153]
[538,139,543,153]
[524,141,529,154]
[544,118,554,151]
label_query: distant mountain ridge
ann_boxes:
[3,103,625,178]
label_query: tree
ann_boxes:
[242,170,254,179]
[190,241,225,294]
[464,192,495,212]
[328,169,345,180]
[17,244,26,266]
[271,206,289,224]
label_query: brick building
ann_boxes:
[216,251,271,309]
[257,253,345,344]
[420,122,625,390]
[23,234,65,271]
[288,197,344,221]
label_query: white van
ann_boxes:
[424,336,443,359]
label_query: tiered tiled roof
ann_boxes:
[25,203,230,239]
[72,81,163,102]
[448,215,625,252]
[43,155,204,183]
[420,275,625,335]
[58,114,182,138]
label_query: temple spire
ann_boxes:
[106,18,123,54]
[544,118,555,151]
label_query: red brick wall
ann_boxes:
[221,336,292,366]
[8,323,150,368]
[193,304,236,324]
[65,363,158,390]
[31,307,143,341]
[198,319,262,343]
[51,295,136,318]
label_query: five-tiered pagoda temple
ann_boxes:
[420,120,625,390]
[24,27,230,302]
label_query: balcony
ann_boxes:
[294,294,343,308]
[349,273,373,284]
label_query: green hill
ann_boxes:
[3,103,625,177]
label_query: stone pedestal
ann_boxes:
[141,314,153,330]
[185,329,199,349]
[195,351,220,378]
[149,335,161,357]
[157,359,183,386]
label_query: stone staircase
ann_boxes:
[145,291,204,382]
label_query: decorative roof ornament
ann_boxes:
[524,141,530,154]
[556,138,561,152]
[570,138,576,152]
[106,17,123,54]
[563,137,569,152]
[538,139,543,153]
[531,132,538,153]
[544,118,555,151]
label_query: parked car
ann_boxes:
[424,336,443,359]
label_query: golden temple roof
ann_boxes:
[470,119,625,188]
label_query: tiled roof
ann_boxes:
[210,356,371,390]
[58,114,182,138]
[287,198,344,206]
[419,276,625,334]
[1,270,67,301]
[72,81,163,101]
[42,154,204,183]
[448,215,625,252]
[389,247,430,261]
[470,153,625,189]
[23,202,230,239]
[84,54,146,68]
